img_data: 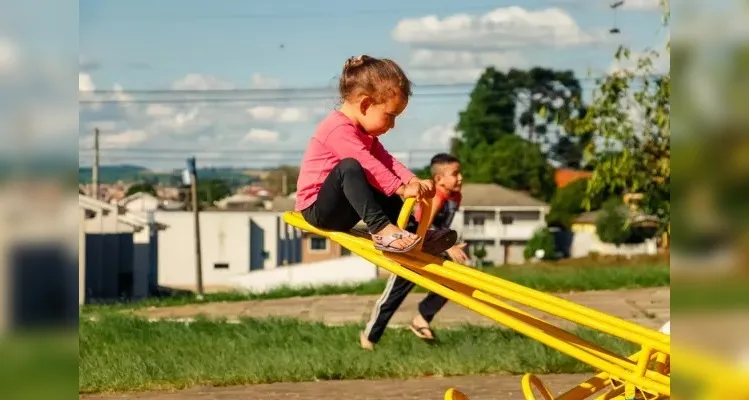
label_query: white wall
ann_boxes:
[570,231,658,258]
[153,211,300,289]
[229,255,378,293]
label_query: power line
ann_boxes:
[89,1,587,21]
[80,75,664,96]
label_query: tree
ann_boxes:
[460,135,556,201]
[472,244,488,267]
[524,228,557,261]
[126,181,157,197]
[453,67,589,199]
[568,1,670,235]
[546,178,609,229]
[595,199,631,247]
[196,179,232,206]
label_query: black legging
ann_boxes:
[301,158,417,234]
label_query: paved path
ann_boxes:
[82,374,591,400]
[132,287,670,331]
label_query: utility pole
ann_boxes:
[92,127,100,200]
[187,157,204,298]
[281,171,288,196]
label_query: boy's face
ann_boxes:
[435,162,463,192]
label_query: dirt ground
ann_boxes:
[131,287,671,331]
[82,373,592,400]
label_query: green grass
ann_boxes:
[79,315,638,394]
[0,330,78,400]
[671,278,749,313]
[82,262,670,314]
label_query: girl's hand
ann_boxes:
[402,181,425,199]
[417,179,435,197]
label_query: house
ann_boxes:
[554,169,592,188]
[569,209,659,257]
[78,194,168,304]
[152,210,303,291]
[452,183,550,265]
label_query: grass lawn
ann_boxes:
[82,261,670,313]
[79,315,638,394]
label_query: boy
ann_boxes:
[360,153,468,349]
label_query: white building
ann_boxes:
[452,183,550,265]
[152,210,303,291]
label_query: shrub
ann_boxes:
[524,228,557,260]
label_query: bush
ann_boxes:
[546,179,608,229]
[524,228,557,260]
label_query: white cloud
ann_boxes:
[243,128,281,143]
[622,0,663,11]
[392,6,604,50]
[247,106,310,123]
[146,104,177,117]
[80,129,148,149]
[420,124,459,147]
[79,72,95,92]
[172,73,235,90]
[250,73,281,89]
[0,37,19,74]
[406,49,528,83]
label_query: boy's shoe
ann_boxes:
[421,229,458,255]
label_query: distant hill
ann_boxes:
[78,164,262,187]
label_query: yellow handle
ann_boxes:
[397,196,435,252]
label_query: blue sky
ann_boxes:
[77,0,669,171]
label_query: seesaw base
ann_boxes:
[444,388,470,400]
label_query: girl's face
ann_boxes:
[356,95,408,137]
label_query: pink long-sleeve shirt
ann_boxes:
[295,110,416,211]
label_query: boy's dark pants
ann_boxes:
[363,258,450,344]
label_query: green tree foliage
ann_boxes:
[196,179,232,206]
[453,67,590,201]
[546,178,609,229]
[460,135,556,201]
[472,244,488,266]
[524,228,557,260]
[595,199,632,246]
[568,1,670,233]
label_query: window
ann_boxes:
[309,236,328,252]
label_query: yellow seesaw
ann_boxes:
[282,196,747,399]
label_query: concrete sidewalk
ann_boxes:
[132,287,670,331]
[82,373,593,400]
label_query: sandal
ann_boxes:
[372,231,421,253]
[352,227,457,256]
[409,323,438,343]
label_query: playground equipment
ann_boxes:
[283,196,747,399]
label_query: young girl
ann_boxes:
[295,55,456,253]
